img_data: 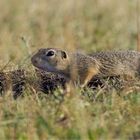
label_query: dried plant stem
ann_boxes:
[137,0,140,51]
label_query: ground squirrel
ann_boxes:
[31,48,140,91]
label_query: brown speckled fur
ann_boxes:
[31,49,140,88]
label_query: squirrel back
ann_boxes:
[90,50,140,78]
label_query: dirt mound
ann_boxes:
[0,69,139,99]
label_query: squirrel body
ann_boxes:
[90,50,140,78]
[31,48,140,89]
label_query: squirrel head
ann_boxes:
[31,48,70,75]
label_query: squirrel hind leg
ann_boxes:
[80,67,99,88]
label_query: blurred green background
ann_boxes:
[0,1,140,140]
[0,0,138,63]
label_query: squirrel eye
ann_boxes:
[46,50,55,56]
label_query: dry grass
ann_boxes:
[0,0,140,139]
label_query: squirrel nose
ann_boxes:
[31,57,38,65]
[34,59,38,64]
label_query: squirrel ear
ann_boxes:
[61,51,67,59]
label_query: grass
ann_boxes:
[0,89,139,140]
[0,0,140,139]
